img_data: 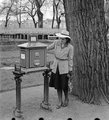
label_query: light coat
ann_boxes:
[47,40,74,74]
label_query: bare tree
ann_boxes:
[0,0,15,28]
[52,0,55,28]
[0,0,26,28]
[63,0,109,104]
[14,0,22,28]
[55,0,64,28]
[34,0,46,28]
[23,0,38,28]
[52,0,64,28]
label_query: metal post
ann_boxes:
[13,64,25,118]
[43,69,49,104]
[40,69,52,111]
[16,77,22,116]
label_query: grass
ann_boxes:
[0,41,54,92]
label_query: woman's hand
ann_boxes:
[68,71,72,76]
[67,71,72,78]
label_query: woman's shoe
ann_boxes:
[62,102,68,107]
[56,102,64,109]
[62,99,69,107]
[56,104,62,109]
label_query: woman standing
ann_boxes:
[47,30,74,109]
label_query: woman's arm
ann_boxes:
[68,45,74,72]
[47,41,56,50]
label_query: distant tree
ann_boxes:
[52,0,64,28]
[34,0,46,28]
[63,0,109,104]
[52,0,55,28]
[0,0,15,28]
[0,0,27,28]
[23,0,38,28]
[14,0,23,28]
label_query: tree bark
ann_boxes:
[63,0,109,104]
[63,0,70,31]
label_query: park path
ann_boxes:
[0,85,109,120]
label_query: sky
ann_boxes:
[0,0,3,3]
[0,0,7,4]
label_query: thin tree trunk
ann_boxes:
[32,17,37,28]
[63,0,109,104]
[56,9,61,29]
[37,9,43,28]
[52,13,55,28]
[57,16,61,29]
[18,23,21,28]
[5,17,9,28]
[17,15,21,28]
[5,11,10,28]
[52,0,55,28]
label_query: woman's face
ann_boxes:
[61,38,66,44]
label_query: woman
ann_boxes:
[47,30,74,109]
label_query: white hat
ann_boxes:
[55,30,71,39]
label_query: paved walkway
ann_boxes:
[0,86,109,120]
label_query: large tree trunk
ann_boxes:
[63,0,109,104]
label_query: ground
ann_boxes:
[1,86,109,120]
[0,44,109,120]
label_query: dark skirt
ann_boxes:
[49,66,69,90]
